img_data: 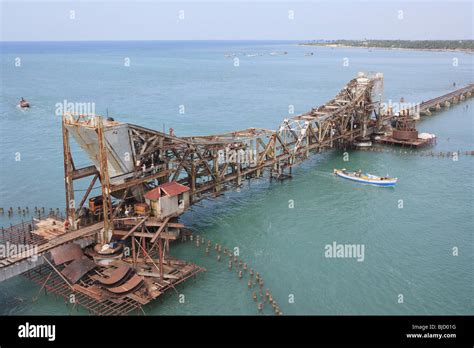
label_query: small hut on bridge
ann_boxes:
[144,181,190,220]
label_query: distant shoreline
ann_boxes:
[301,40,474,54]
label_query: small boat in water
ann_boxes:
[334,169,397,187]
[19,97,30,108]
[353,140,372,148]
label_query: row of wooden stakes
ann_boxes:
[181,233,283,315]
[0,206,63,218]
[356,147,474,158]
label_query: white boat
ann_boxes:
[354,140,372,147]
[334,169,397,187]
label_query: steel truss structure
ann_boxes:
[62,73,384,238]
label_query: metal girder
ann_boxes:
[62,72,384,226]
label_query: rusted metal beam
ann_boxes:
[62,117,76,228]
[76,173,99,213]
[119,218,184,228]
[150,217,170,244]
[97,117,114,244]
[72,165,98,180]
[110,170,169,193]
[120,217,148,241]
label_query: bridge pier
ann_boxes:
[444,101,451,108]
[435,104,441,111]
[213,152,222,193]
[236,164,242,186]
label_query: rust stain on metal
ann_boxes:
[50,243,84,265]
[61,257,96,284]
[106,274,144,295]
[91,265,131,286]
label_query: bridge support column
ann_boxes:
[435,104,441,111]
[444,101,451,108]
[460,94,465,101]
[305,133,310,158]
[97,117,114,245]
[213,151,221,193]
[236,164,242,186]
[190,163,196,193]
[62,117,76,230]
[453,97,459,104]
[256,141,261,177]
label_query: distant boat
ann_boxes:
[19,98,30,108]
[269,51,288,56]
[304,52,314,56]
[334,169,397,187]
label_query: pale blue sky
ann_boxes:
[0,0,472,41]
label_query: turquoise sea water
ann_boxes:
[0,41,472,315]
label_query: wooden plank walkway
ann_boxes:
[0,222,103,269]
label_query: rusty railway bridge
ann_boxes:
[62,72,386,243]
[1,72,472,315]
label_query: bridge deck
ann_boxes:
[420,84,474,111]
[0,222,102,269]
